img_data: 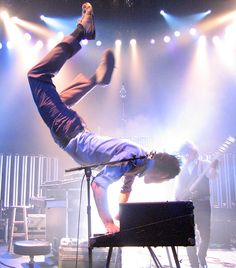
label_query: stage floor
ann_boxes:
[0,243,235,268]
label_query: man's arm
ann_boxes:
[118,192,131,203]
[115,175,135,219]
[91,181,120,234]
[207,159,219,179]
[91,163,136,233]
[114,192,131,220]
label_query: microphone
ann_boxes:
[147,151,157,159]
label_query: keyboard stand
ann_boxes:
[105,246,181,268]
[147,247,163,267]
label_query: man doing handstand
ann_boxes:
[28,2,180,234]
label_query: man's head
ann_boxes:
[179,141,199,163]
[144,152,181,184]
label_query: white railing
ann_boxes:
[210,153,236,209]
[0,154,58,207]
[0,151,235,209]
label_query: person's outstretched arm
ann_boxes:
[91,162,138,233]
[91,181,120,234]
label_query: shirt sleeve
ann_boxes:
[93,161,135,189]
[120,175,135,193]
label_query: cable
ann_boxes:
[0,261,17,268]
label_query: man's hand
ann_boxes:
[105,222,120,234]
[114,212,120,221]
[210,159,219,170]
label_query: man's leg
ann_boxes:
[27,3,95,147]
[187,205,201,268]
[197,205,211,267]
[59,49,115,107]
[186,244,199,268]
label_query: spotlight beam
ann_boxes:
[160,10,213,31]
[13,18,53,37]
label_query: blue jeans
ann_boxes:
[28,34,95,148]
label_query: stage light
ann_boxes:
[6,41,13,49]
[213,32,235,71]
[115,39,122,46]
[130,39,136,46]
[160,10,165,16]
[0,42,2,49]
[160,10,210,33]
[150,39,155,44]
[225,23,236,39]
[96,40,102,46]
[163,35,171,43]
[198,35,206,44]
[1,11,27,50]
[223,23,236,51]
[0,10,9,20]
[56,31,64,41]
[206,10,211,15]
[24,33,31,41]
[81,39,88,45]
[11,16,19,23]
[196,35,208,69]
[34,40,44,50]
[212,35,220,45]
[10,17,53,38]
[174,31,180,37]
[39,15,65,31]
[189,28,197,36]
[47,38,57,50]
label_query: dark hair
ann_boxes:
[153,152,181,179]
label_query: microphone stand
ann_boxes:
[65,155,147,268]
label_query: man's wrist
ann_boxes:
[104,220,114,226]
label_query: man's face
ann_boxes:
[144,168,170,184]
[182,150,196,163]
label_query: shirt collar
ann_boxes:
[138,159,152,177]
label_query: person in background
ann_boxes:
[175,141,218,268]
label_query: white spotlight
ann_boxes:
[81,39,88,45]
[24,33,31,41]
[0,42,2,49]
[160,10,165,15]
[212,35,220,45]
[35,40,44,50]
[96,40,102,46]
[40,15,45,21]
[206,10,211,15]
[225,23,236,36]
[150,39,155,44]
[198,35,206,43]
[47,38,57,49]
[174,31,180,37]
[6,41,13,49]
[189,28,197,36]
[11,16,19,23]
[0,10,9,20]
[57,31,64,41]
[163,35,171,43]
[130,39,136,45]
[115,39,122,46]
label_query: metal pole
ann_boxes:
[85,167,93,268]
